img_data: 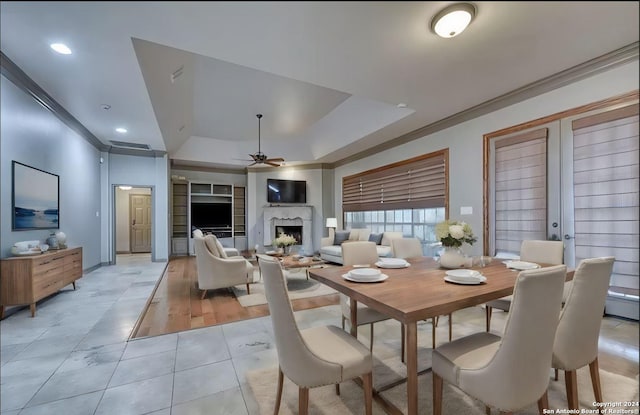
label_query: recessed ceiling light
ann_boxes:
[397,103,408,108]
[50,43,72,55]
[100,104,111,110]
[115,127,127,134]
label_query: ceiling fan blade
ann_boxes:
[249,154,259,161]
[247,161,258,166]
[265,161,281,167]
[266,157,284,162]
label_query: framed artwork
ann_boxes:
[12,161,60,230]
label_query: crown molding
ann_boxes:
[1,51,108,152]
[333,42,639,168]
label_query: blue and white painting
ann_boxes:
[13,161,59,230]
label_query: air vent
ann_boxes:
[109,140,151,150]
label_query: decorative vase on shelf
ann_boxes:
[439,246,466,269]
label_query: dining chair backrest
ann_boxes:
[391,237,423,259]
[553,257,614,370]
[462,265,566,408]
[259,256,342,386]
[520,240,564,265]
[341,241,379,266]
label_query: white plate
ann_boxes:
[379,258,409,265]
[342,273,389,283]
[375,261,410,269]
[445,269,480,279]
[349,268,381,278]
[506,261,540,270]
[444,275,486,285]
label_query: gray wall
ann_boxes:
[1,75,102,269]
[334,60,639,257]
[106,153,169,262]
[247,166,330,253]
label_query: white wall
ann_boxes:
[1,75,102,269]
[334,60,639,256]
[247,166,331,253]
[115,187,152,252]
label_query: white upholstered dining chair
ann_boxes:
[486,239,565,331]
[552,256,614,410]
[432,265,567,415]
[391,237,452,349]
[259,256,373,415]
[340,241,403,354]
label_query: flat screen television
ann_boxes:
[267,179,306,204]
[191,202,232,228]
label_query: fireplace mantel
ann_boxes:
[263,206,313,253]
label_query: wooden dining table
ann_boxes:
[308,256,573,415]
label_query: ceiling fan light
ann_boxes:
[431,3,476,38]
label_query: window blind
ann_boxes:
[494,128,548,255]
[571,105,639,291]
[343,150,447,212]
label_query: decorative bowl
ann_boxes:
[39,244,50,252]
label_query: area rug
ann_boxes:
[246,357,639,415]
[232,269,338,307]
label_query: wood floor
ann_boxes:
[130,256,339,339]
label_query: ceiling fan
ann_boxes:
[248,114,284,167]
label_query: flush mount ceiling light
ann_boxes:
[50,43,72,54]
[115,127,127,134]
[430,3,476,38]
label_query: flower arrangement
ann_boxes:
[273,233,297,248]
[435,220,477,248]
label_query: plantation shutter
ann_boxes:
[343,150,447,212]
[571,105,639,292]
[494,128,548,255]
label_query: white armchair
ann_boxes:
[193,235,254,299]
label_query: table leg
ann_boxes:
[350,298,358,338]
[406,321,418,415]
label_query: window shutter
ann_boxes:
[571,105,639,291]
[343,150,447,212]
[494,128,548,255]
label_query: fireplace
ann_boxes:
[274,225,303,244]
[263,206,313,254]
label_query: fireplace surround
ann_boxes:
[263,206,313,254]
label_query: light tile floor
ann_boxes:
[1,254,637,415]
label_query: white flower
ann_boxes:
[449,225,465,239]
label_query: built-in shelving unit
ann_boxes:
[188,182,234,255]
[233,186,246,237]
[171,181,189,255]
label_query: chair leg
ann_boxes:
[342,315,345,330]
[589,358,603,404]
[554,368,558,381]
[363,372,373,415]
[299,387,309,415]
[274,367,284,415]
[369,323,374,351]
[433,372,443,415]
[335,383,340,395]
[485,406,491,415]
[432,317,437,349]
[246,283,251,295]
[486,305,492,332]
[448,313,452,342]
[564,370,579,410]
[200,289,207,300]
[401,323,405,363]
[537,390,549,415]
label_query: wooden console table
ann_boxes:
[0,247,83,318]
